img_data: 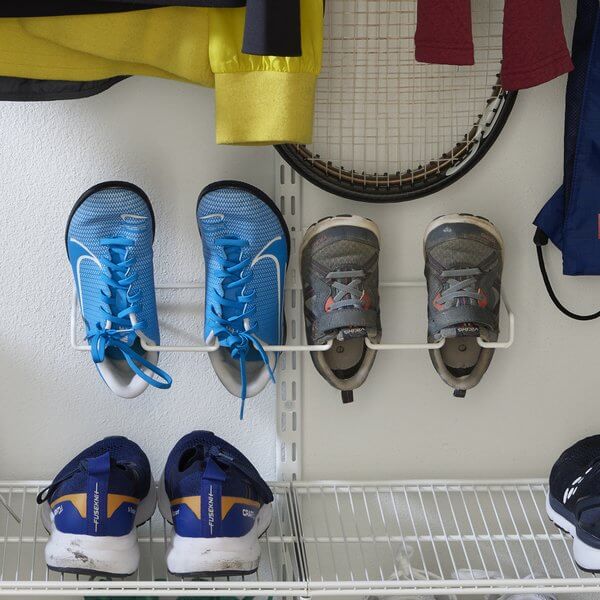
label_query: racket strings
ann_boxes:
[305,0,506,188]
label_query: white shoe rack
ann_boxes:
[37,157,534,597]
[69,157,515,482]
[2,479,600,597]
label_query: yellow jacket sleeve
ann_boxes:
[209,0,323,144]
[0,1,323,145]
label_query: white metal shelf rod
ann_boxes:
[70,284,514,353]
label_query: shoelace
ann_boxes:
[36,458,138,505]
[326,270,366,310]
[438,267,484,308]
[209,237,274,419]
[87,237,171,389]
[205,445,273,503]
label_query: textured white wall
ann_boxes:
[0,78,276,481]
[0,1,590,488]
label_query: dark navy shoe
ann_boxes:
[36,437,156,576]
[158,431,273,576]
[547,435,600,572]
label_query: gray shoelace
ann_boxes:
[439,267,484,308]
[326,270,366,310]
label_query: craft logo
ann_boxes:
[242,508,256,519]
[93,483,100,532]
[208,486,215,534]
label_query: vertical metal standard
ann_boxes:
[275,155,303,481]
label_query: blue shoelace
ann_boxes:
[87,237,172,389]
[209,237,274,419]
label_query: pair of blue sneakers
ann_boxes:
[37,432,273,577]
[67,181,290,415]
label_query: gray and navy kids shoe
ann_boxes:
[300,215,381,404]
[424,214,503,397]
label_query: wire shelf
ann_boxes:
[0,481,303,597]
[1,480,600,596]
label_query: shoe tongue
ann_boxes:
[440,322,481,339]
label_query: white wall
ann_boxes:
[0,79,277,481]
[0,1,591,488]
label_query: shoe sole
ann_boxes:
[41,483,157,577]
[422,213,504,258]
[300,214,381,257]
[158,473,272,577]
[546,493,600,573]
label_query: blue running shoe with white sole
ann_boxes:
[36,436,156,576]
[158,431,273,576]
[66,182,172,398]
[197,181,290,418]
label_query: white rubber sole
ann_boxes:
[423,213,505,256]
[546,494,600,572]
[158,474,273,576]
[41,483,157,576]
[300,215,381,256]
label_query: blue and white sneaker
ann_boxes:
[66,182,172,398]
[197,181,290,418]
[36,437,156,576]
[158,431,273,576]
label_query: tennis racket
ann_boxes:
[277,0,517,203]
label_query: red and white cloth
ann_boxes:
[414,0,574,90]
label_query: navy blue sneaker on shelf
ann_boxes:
[66,182,172,398]
[197,181,290,418]
[547,435,600,572]
[158,431,274,576]
[36,437,156,576]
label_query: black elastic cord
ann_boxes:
[534,228,600,321]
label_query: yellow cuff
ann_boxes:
[215,71,316,145]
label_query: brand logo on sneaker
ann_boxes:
[207,486,215,535]
[456,325,479,336]
[70,238,102,320]
[93,483,100,532]
[563,467,593,503]
[251,236,287,340]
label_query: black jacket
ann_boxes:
[0,0,301,57]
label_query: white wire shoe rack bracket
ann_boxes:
[68,158,515,357]
[2,479,600,597]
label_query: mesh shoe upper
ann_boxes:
[549,435,600,517]
[162,431,273,538]
[37,437,152,537]
[196,181,290,415]
[66,182,171,394]
[301,222,381,345]
[425,219,503,342]
[67,182,159,345]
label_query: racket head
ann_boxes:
[277,0,518,203]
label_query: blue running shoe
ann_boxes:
[66,182,172,398]
[158,431,274,576]
[197,181,290,418]
[36,436,156,576]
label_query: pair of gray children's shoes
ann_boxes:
[300,214,504,401]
